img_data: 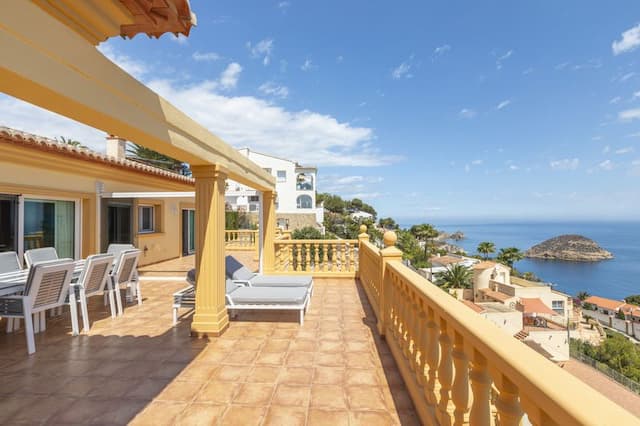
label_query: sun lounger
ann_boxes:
[225,255,313,290]
[173,275,309,325]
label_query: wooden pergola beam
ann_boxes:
[0,1,274,192]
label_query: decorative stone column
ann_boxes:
[379,230,403,336]
[261,191,277,273]
[190,164,229,337]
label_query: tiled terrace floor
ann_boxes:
[0,263,418,425]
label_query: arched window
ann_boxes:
[296,195,312,209]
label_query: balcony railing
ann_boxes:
[356,226,637,425]
[224,230,258,251]
[273,239,358,277]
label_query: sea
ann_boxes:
[398,221,640,301]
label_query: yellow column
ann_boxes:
[191,165,229,337]
[261,191,277,273]
[379,231,403,336]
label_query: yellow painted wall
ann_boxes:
[0,146,194,266]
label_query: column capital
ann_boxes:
[262,190,277,200]
[191,164,229,180]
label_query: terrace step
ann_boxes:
[514,330,530,341]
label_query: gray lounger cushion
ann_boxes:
[248,275,313,287]
[227,286,307,306]
[225,255,255,281]
[186,269,196,286]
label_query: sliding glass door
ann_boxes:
[24,199,76,259]
[0,195,18,253]
[182,209,195,256]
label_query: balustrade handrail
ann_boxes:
[384,259,637,424]
[274,239,358,244]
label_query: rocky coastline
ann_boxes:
[525,234,613,262]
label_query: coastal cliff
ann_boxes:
[525,235,613,262]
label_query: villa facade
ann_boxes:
[225,149,323,231]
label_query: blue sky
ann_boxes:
[2,1,640,221]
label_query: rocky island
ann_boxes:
[525,234,613,262]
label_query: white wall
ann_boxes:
[481,311,523,337]
[526,330,570,361]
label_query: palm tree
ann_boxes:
[127,143,190,175]
[409,223,439,258]
[57,136,86,148]
[577,291,590,301]
[435,264,473,289]
[477,241,496,260]
[496,247,524,268]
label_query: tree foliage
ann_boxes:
[57,136,87,149]
[292,226,323,240]
[378,217,399,230]
[625,295,640,306]
[496,247,524,268]
[409,223,439,258]
[476,241,496,260]
[435,264,473,289]
[577,291,591,301]
[571,334,640,383]
[127,143,190,175]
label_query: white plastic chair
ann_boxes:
[0,251,21,274]
[24,247,58,268]
[107,244,140,303]
[66,253,114,334]
[110,249,141,316]
[0,259,75,354]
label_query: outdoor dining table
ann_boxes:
[0,259,86,297]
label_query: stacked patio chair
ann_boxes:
[110,249,141,316]
[0,251,21,274]
[0,259,75,354]
[65,253,114,334]
[24,247,58,268]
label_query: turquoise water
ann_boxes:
[399,221,640,300]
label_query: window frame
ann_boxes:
[277,170,287,182]
[138,205,155,234]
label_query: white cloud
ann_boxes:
[2,44,401,169]
[344,192,383,200]
[471,159,483,165]
[459,108,477,119]
[603,145,611,154]
[496,50,513,70]
[336,55,344,63]
[555,62,570,71]
[612,24,640,55]
[619,108,640,122]
[97,45,148,80]
[572,59,602,71]
[277,1,290,10]
[496,100,511,110]
[627,132,640,138]
[247,38,274,65]
[550,158,579,171]
[633,91,640,100]
[464,164,471,173]
[168,34,189,45]
[192,51,222,62]
[509,164,519,171]
[619,72,636,82]
[615,146,634,154]
[318,175,384,197]
[598,159,615,171]
[391,61,412,79]
[258,81,289,99]
[433,45,451,55]
[219,63,242,90]
[301,59,315,71]
[522,67,534,75]
[610,96,622,104]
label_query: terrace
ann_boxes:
[0,2,638,424]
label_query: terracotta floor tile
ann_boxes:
[290,338,317,352]
[261,339,291,353]
[196,381,241,404]
[233,383,275,405]
[313,366,345,385]
[280,366,313,384]
[176,362,219,382]
[316,352,344,367]
[310,385,347,409]
[130,401,188,426]
[349,410,398,426]
[318,340,343,353]
[345,368,380,386]
[272,383,311,406]
[345,385,387,411]
[285,350,315,367]
[178,403,227,425]
[222,350,259,365]
[213,364,251,382]
[307,408,350,426]
[125,378,172,400]
[220,405,266,426]
[157,380,204,402]
[263,405,307,426]
[255,351,286,366]
[247,365,282,383]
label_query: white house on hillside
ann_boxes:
[225,149,324,230]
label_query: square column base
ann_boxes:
[190,309,229,337]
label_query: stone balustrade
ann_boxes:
[357,225,638,425]
[273,239,358,277]
[224,230,258,251]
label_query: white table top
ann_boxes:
[0,260,85,297]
